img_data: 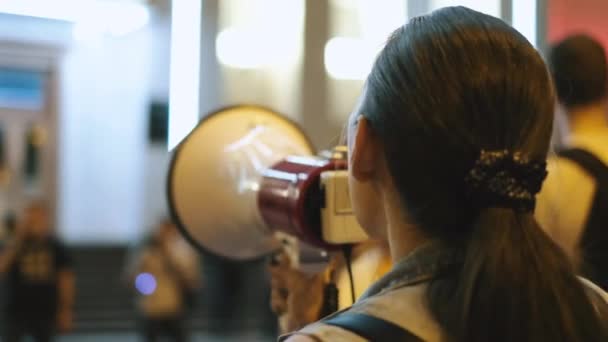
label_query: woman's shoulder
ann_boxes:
[579,277,608,318]
[281,335,321,342]
[281,323,367,342]
[580,277,608,300]
[351,283,442,341]
[281,283,442,342]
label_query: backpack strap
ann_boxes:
[558,148,608,185]
[323,312,424,342]
[558,148,608,290]
[590,288,608,320]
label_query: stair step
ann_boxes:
[0,245,276,334]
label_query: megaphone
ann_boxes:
[167,105,368,260]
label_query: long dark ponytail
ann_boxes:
[362,7,608,342]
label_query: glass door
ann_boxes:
[0,44,59,241]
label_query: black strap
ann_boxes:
[558,148,608,290]
[323,312,424,341]
[558,148,608,185]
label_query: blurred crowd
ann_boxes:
[0,203,203,342]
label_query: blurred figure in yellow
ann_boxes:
[126,219,201,342]
[0,201,74,342]
[537,34,608,289]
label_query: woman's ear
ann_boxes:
[350,117,379,182]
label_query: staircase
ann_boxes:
[70,246,138,332]
[0,245,277,335]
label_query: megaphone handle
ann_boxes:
[268,237,295,267]
[320,282,339,317]
[269,252,281,266]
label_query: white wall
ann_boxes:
[217,0,305,122]
[0,13,73,46]
[60,11,175,243]
[430,0,500,16]
[59,29,150,243]
[0,11,172,243]
[142,13,172,234]
[142,145,170,232]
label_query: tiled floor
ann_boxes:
[58,332,274,342]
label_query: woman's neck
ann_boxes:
[382,191,430,262]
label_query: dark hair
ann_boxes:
[362,7,607,342]
[549,34,608,108]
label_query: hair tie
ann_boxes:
[464,150,547,212]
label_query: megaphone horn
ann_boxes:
[168,105,367,261]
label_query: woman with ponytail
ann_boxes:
[281,6,608,342]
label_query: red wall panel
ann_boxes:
[548,0,608,47]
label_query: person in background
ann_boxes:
[0,201,74,342]
[536,34,608,289]
[126,219,201,342]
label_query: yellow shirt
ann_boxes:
[536,125,608,266]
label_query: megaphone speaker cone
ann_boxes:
[167,105,314,260]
